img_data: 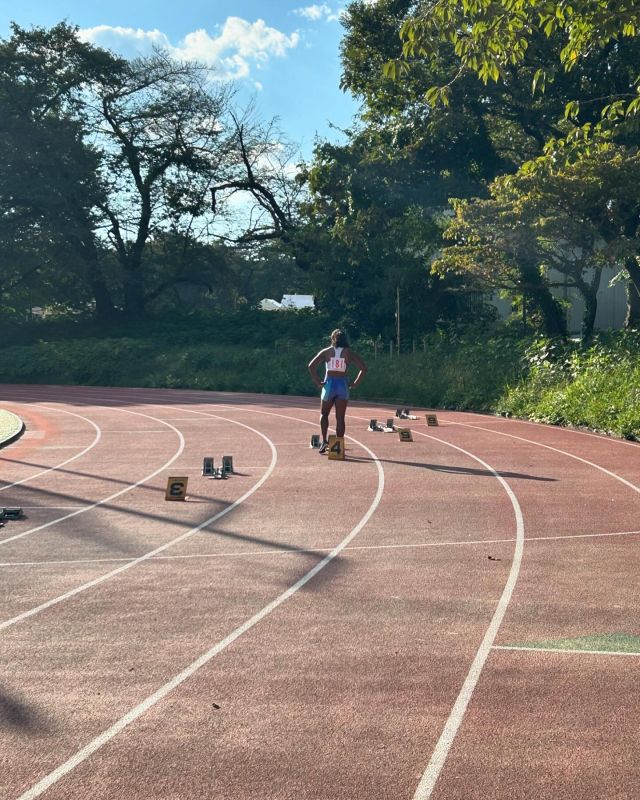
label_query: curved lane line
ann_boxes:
[0,411,277,632]
[15,406,384,800]
[339,410,526,800]
[449,422,640,496]
[0,405,186,547]
[408,430,525,800]
[0,406,102,492]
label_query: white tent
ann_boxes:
[259,298,283,311]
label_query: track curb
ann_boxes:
[0,408,25,448]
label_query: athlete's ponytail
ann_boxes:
[330,329,349,348]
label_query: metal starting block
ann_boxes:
[310,434,321,448]
[222,455,234,474]
[0,507,23,520]
[384,418,395,431]
[213,467,227,480]
[368,419,382,431]
[202,457,215,476]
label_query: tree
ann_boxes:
[436,142,640,334]
[434,195,569,337]
[0,23,300,321]
[0,22,122,319]
[390,0,640,134]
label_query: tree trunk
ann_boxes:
[122,262,146,317]
[521,264,567,337]
[624,258,640,328]
[579,267,602,340]
[81,240,116,322]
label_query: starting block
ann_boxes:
[202,457,215,476]
[310,434,321,448]
[0,507,23,520]
[222,455,234,474]
[327,435,345,461]
[397,428,413,442]
[426,414,439,427]
[213,467,227,480]
[384,418,395,431]
[165,477,188,501]
[368,419,381,431]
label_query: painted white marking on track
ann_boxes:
[2,527,638,569]
[14,410,384,800]
[493,645,640,657]
[408,433,525,800]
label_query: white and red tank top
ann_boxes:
[326,346,347,374]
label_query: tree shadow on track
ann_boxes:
[199,525,347,593]
[0,687,50,735]
[0,458,221,502]
[346,456,557,482]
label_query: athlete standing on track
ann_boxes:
[307,329,368,454]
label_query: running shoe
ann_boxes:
[318,441,329,454]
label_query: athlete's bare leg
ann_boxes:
[334,398,348,438]
[320,399,334,442]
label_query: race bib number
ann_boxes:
[331,358,346,370]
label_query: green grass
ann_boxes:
[497,331,640,439]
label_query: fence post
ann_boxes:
[389,340,393,358]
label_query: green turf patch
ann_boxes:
[502,633,640,653]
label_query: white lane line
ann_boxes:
[15,426,384,800]
[449,422,640,495]
[0,415,277,632]
[0,407,101,492]
[493,645,640,657]
[482,414,640,448]
[0,406,186,547]
[399,434,525,799]
[3,526,639,569]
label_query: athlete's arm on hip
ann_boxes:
[347,350,368,389]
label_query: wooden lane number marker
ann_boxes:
[327,435,345,461]
[165,476,188,501]
[426,414,439,427]
[397,428,413,442]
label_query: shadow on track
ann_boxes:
[0,688,51,735]
[345,456,557,482]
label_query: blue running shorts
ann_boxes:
[321,377,350,402]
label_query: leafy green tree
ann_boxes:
[436,142,640,334]
[390,0,640,133]
[0,22,122,320]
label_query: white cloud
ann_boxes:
[293,4,342,22]
[79,17,300,80]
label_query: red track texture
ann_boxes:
[1,385,639,800]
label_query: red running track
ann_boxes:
[1,384,639,800]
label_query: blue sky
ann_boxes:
[0,1,364,159]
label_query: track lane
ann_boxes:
[2,388,639,800]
